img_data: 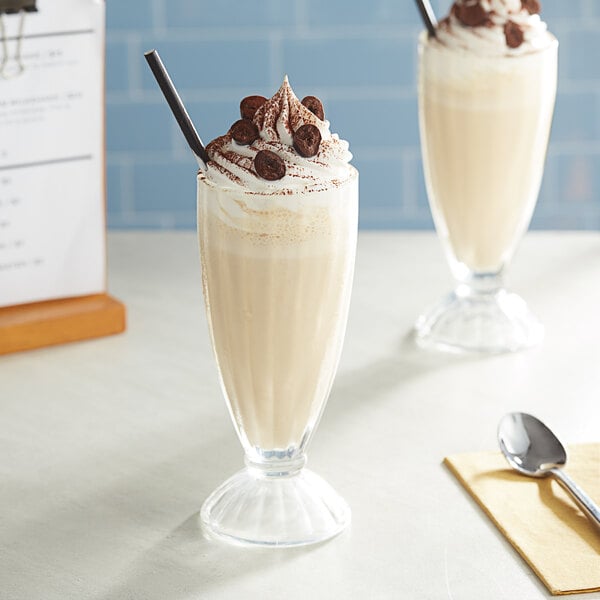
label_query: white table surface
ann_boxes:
[2,231,600,600]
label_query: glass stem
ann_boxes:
[457,271,504,298]
[245,453,307,478]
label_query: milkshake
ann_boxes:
[199,180,357,451]
[198,78,358,546]
[416,0,557,353]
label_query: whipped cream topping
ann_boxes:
[437,0,553,56]
[204,77,354,194]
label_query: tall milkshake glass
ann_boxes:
[416,1,558,353]
[198,79,358,547]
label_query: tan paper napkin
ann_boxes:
[444,444,600,595]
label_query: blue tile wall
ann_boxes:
[552,91,600,143]
[567,28,600,81]
[106,0,600,229]
[105,164,122,216]
[106,1,153,31]
[107,103,173,154]
[282,37,416,88]
[139,39,272,92]
[104,40,130,92]
[133,162,195,214]
[306,0,421,27]
[327,97,419,149]
[165,0,296,29]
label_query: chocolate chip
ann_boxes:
[522,0,541,14]
[301,96,325,121]
[229,119,259,145]
[504,21,525,48]
[293,124,322,158]
[456,2,488,27]
[254,150,286,181]
[240,95,267,120]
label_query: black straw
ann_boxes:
[414,0,438,38]
[144,49,210,167]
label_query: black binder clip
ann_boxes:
[0,0,37,79]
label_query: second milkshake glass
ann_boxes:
[198,169,358,547]
[416,34,558,353]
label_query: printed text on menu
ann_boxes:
[0,0,105,307]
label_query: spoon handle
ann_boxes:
[550,468,600,528]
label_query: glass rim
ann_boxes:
[418,29,559,57]
[197,164,359,199]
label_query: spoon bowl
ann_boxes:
[498,412,566,477]
[498,412,600,527]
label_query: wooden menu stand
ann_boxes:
[0,293,126,355]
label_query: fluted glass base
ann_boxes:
[200,458,350,548]
[415,284,543,354]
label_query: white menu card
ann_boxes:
[0,0,106,308]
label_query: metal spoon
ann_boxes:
[498,412,600,527]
